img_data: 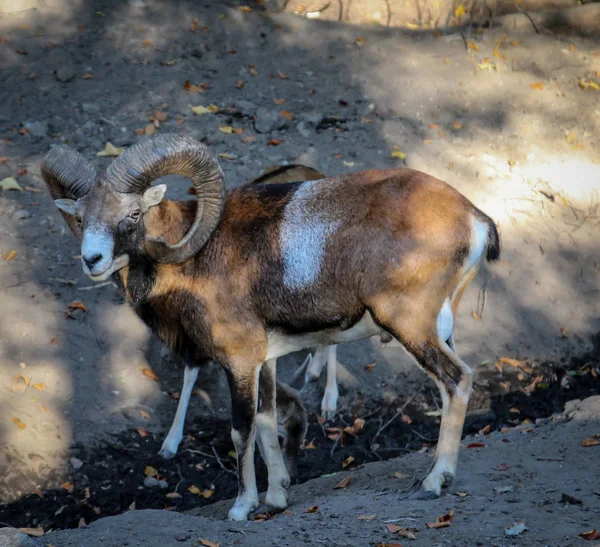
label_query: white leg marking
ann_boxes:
[465,216,489,272]
[321,345,339,419]
[228,366,261,521]
[419,343,472,496]
[306,345,326,381]
[159,365,198,459]
[436,298,454,345]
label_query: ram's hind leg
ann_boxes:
[373,296,472,499]
[256,359,291,512]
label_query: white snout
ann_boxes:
[81,229,129,281]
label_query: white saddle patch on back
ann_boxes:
[280,179,342,290]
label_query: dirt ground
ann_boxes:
[0,0,599,544]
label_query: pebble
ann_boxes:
[81,102,100,114]
[14,210,31,220]
[24,120,48,137]
[55,66,75,83]
[236,99,258,118]
[296,121,312,138]
[255,107,287,133]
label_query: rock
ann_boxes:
[254,107,287,134]
[235,100,258,118]
[55,66,75,83]
[300,112,322,125]
[296,121,312,138]
[143,476,159,488]
[81,102,100,114]
[0,528,37,547]
[14,210,31,220]
[24,120,48,137]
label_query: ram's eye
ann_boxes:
[129,210,141,222]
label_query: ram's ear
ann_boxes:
[141,184,167,212]
[54,198,80,216]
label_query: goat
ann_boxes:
[42,134,500,521]
[159,163,340,461]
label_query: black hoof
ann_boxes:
[409,485,440,501]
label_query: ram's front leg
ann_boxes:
[224,360,262,521]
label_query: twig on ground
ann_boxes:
[77,281,116,290]
[185,448,215,459]
[212,445,237,476]
[515,5,541,33]
[372,392,418,444]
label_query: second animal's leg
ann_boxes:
[256,359,291,511]
[306,345,327,382]
[225,362,262,521]
[275,380,308,479]
[159,365,199,459]
[320,345,339,419]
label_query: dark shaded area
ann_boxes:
[1,347,597,531]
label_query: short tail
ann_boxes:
[475,209,501,262]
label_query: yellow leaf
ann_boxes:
[61,482,74,492]
[201,488,215,499]
[355,37,366,47]
[468,41,479,51]
[219,126,233,134]
[144,124,156,135]
[395,472,407,479]
[137,427,149,437]
[0,176,23,191]
[97,142,125,157]
[11,416,26,429]
[391,150,406,160]
[566,131,576,143]
[144,465,158,477]
[32,382,46,391]
[188,485,201,495]
[191,105,210,115]
[342,456,355,469]
[238,5,252,11]
[142,368,159,381]
[199,539,220,547]
[19,528,44,537]
[455,4,466,16]
[207,104,220,113]
[530,82,544,90]
[589,80,600,90]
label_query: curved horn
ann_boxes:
[104,134,225,264]
[41,146,96,241]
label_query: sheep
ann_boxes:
[41,133,500,521]
[158,163,341,462]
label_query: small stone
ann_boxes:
[14,210,31,220]
[158,479,169,489]
[296,121,312,138]
[300,112,322,125]
[55,67,75,83]
[255,107,287,133]
[70,457,83,469]
[143,476,160,488]
[81,102,100,114]
[235,99,258,118]
[24,120,48,137]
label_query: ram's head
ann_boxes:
[41,134,225,281]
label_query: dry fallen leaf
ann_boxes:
[394,472,407,480]
[32,382,46,391]
[579,530,600,541]
[581,437,600,447]
[241,136,257,143]
[495,463,511,471]
[61,482,74,492]
[342,456,355,469]
[19,528,44,537]
[199,539,220,547]
[188,485,201,495]
[69,301,87,312]
[305,439,316,449]
[144,465,158,477]
[530,82,544,90]
[354,418,366,433]
[273,98,285,105]
[277,71,289,80]
[305,505,319,513]
[426,510,454,529]
[11,416,26,429]
[97,142,125,157]
[191,105,210,115]
[201,488,215,499]
[357,514,376,520]
[0,176,23,192]
[467,442,485,449]
[355,36,366,47]
[566,131,576,143]
[166,492,182,499]
[236,80,244,89]
[138,427,149,437]
[365,363,376,371]
[238,5,252,11]
[279,110,293,120]
[467,41,479,51]
[184,80,204,92]
[387,524,417,539]
[471,309,481,320]
[391,150,406,160]
[142,368,159,382]
[140,410,151,420]
[219,125,233,134]
[334,474,352,489]
[268,139,282,146]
